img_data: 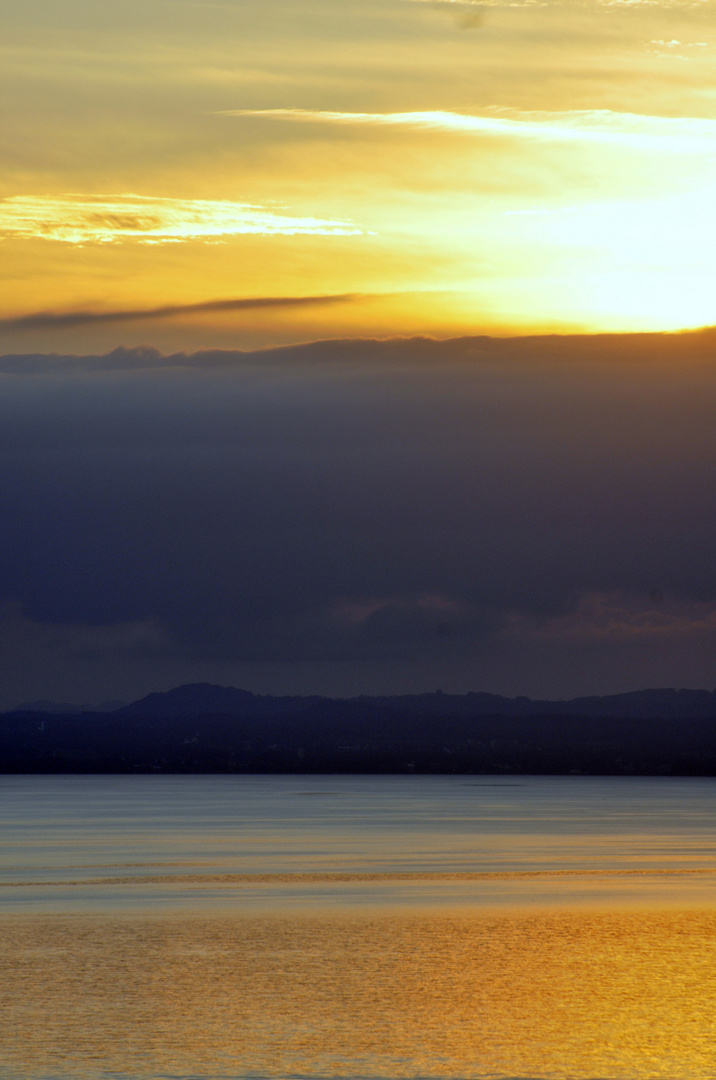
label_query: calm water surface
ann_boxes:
[1,775,715,1079]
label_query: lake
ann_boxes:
[1,774,716,1079]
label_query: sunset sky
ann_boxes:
[2,0,716,708]
[3,0,716,351]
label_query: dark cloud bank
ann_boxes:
[2,329,716,708]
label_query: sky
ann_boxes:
[2,0,716,707]
[3,0,716,347]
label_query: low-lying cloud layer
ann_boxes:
[2,330,716,706]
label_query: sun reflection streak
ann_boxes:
[2,910,716,1080]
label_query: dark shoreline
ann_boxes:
[3,705,716,776]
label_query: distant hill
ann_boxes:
[111,683,716,721]
[2,683,716,775]
[115,683,321,718]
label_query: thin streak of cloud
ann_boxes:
[225,107,716,152]
[415,0,543,8]
[504,592,716,643]
[408,0,705,7]
[0,293,363,333]
[600,0,706,6]
[0,194,362,245]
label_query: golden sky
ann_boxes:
[3,0,716,351]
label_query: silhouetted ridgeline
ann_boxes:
[3,684,716,774]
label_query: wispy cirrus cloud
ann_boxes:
[225,107,716,152]
[0,194,362,245]
[0,293,362,333]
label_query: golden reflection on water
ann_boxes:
[2,909,716,1080]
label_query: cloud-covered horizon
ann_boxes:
[2,326,715,370]
[3,331,716,707]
